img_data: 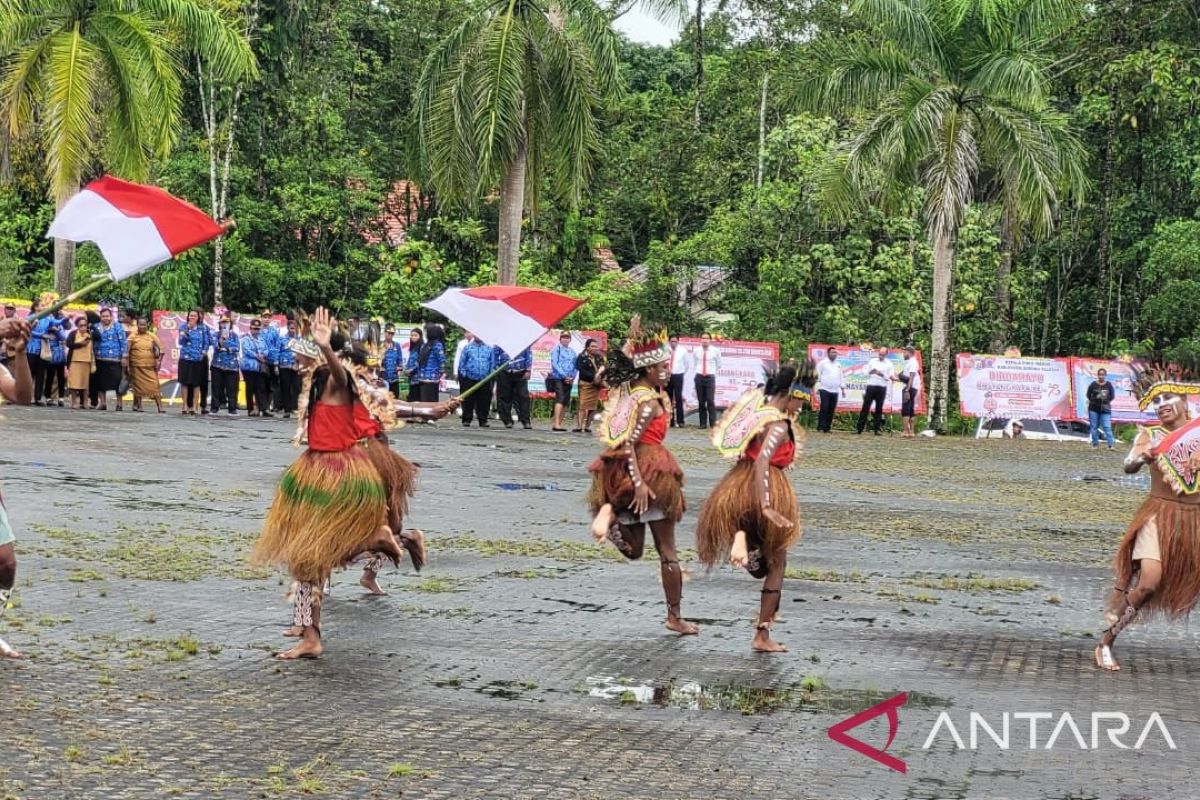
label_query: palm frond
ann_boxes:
[922,104,977,241]
[966,48,1049,108]
[43,26,99,202]
[88,18,151,179]
[0,32,54,136]
[472,10,528,189]
[540,16,603,205]
[851,0,941,61]
[799,38,918,115]
[558,0,624,98]
[135,0,257,81]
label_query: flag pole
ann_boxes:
[28,276,114,322]
[28,219,236,323]
[455,360,512,402]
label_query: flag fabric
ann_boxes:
[423,285,584,358]
[47,176,225,280]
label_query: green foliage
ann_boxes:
[366,240,463,323]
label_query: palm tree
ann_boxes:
[802,0,1087,429]
[0,0,257,294]
[416,0,621,285]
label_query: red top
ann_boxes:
[307,400,382,452]
[639,409,669,445]
[742,427,795,469]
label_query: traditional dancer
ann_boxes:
[697,362,815,653]
[0,316,33,659]
[1096,366,1200,671]
[587,318,698,635]
[252,308,456,659]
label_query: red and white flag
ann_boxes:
[423,285,583,357]
[47,176,225,280]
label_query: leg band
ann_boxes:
[292,582,318,628]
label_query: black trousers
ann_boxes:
[262,366,277,411]
[211,368,239,413]
[407,378,420,402]
[817,389,839,432]
[416,381,439,403]
[389,380,402,399]
[459,377,494,425]
[857,385,887,433]
[667,373,686,425]
[497,371,530,425]
[277,367,301,413]
[39,358,65,402]
[27,352,45,401]
[694,374,717,428]
[244,371,269,414]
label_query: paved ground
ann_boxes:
[0,405,1196,799]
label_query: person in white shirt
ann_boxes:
[815,347,844,433]
[898,345,922,437]
[666,334,687,427]
[688,332,722,428]
[856,346,897,435]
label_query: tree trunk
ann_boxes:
[927,228,954,431]
[755,69,770,194]
[0,124,11,184]
[990,201,1015,353]
[53,186,79,295]
[1092,106,1116,341]
[693,0,704,128]
[497,129,528,285]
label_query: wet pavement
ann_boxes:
[0,406,1195,799]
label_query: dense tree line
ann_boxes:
[2,0,1199,425]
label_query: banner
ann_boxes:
[807,343,927,414]
[1070,358,1200,423]
[678,338,780,410]
[956,353,1074,419]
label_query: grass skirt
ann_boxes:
[696,461,799,570]
[1110,495,1200,620]
[585,443,685,522]
[253,439,416,583]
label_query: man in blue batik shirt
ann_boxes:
[272,317,302,418]
[241,318,273,417]
[259,311,280,413]
[210,314,240,415]
[458,333,498,428]
[380,325,405,399]
[493,345,532,429]
[546,331,578,432]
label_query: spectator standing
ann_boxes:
[574,338,605,433]
[815,347,844,433]
[127,317,164,413]
[458,333,497,428]
[23,297,42,401]
[856,346,895,435]
[177,308,212,415]
[547,332,578,432]
[414,323,446,403]
[241,318,273,417]
[42,312,69,406]
[666,334,687,427]
[210,314,240,415]
[899,345,922,438]
[65,314,95,410]
[27,307,59,406]
[0,304,15,370]
[404,328,424,401]
[380,326,405,398]
[273,318,302,418]
[688,332,722,428]
[1087,368,1117,450]
[259,311,280,412]
[495,346,532,429]
[91,308,128,411]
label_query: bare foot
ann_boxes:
[276,632,323,660]
[591,504,614,543]
[359,571,388,596]
[752,632,788,653]
[729,530,749,569]
[281,626,303,638]
[1094,643,1120,671]
[0,635,22,659]
[665,616,699,636]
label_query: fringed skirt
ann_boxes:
[585,443,685,523]
[696,461,799,572]
[253,438,417,584]
[1110,495,1200,621]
